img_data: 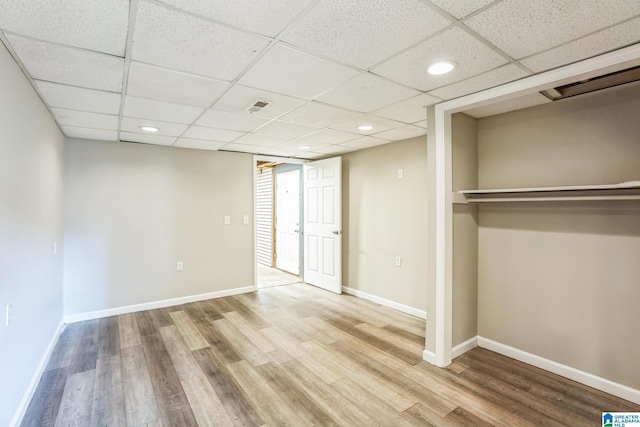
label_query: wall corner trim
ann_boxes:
[341,286,427,319]
[11,320,65,427]
[452,336,479,359]
[422,349,436,364]
[478,336,640,405]
[64,286,256,324]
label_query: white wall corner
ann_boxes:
[11,320,65,427]
[478,337,640,405]
[423,349,436,365]
[451,335,479,359]
[342,286,427,319]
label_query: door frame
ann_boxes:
[274,165,302,275]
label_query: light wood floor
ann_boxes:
[22,283,639,426]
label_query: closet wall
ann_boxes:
[476,81,640,389]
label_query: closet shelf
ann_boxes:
[458,182,640,203]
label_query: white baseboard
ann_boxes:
[478,336,640,405]
[64,286,255,323]
[422,349,436,364]
[341,286,427,319]
[452,335,478,359]
[11,320,65,427]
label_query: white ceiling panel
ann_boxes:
[63,126,118,141]
[52,108,118,130]
[371,93,440,123]
[127,62,230,108]
[220,143,263,154]
[317,73,421,113]
[465,92,551,118]
[123,96,203,124]
[373,26,508,91]
[182,126,243,142]
[465,0,640,59]
[196,109,269,132]
[155,0,313,37]
[413,120,427,129]
[238,43,359,99]
[233,133,290,147]
[281,0,452,69]
[35,81,121,115]
[279,102,361,128]
[429,0,496,19]
[428,64,529,100]
[373,125,426,141]
[132,1,269,81]
[298,129,360,144]
[341,136,391,149]
[0,0,129,56]
[331,114,405,135]
[312,144,358,155]
[5,34,124,92]
[213,84,306,119]
[258,146,309,157]
[121,117,188,137]
[520,17,640,73]
[120,131,177,146]
[253,120,320,139]
[279,140,330,151]
[174,138,227,151]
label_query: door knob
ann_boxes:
[332,230,342,235]
[294,229,299,234]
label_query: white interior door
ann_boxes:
[275,169,300,275]
[303,157,342,294]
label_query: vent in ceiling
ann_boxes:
[246,100,270,113]
[541,65,640,100]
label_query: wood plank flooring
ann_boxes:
[22,283,639,426]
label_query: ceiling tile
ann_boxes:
[123,96,203,124]
[213,84,306,119]
[341,136,391,149]
[313,144,358,155]
[279,102,361,128]
[0,0,129,56]
[120,131,177,146]
[298,128,360,144]
[5,34,124,92]
[371,93,439,123]
[413,119,427,129]
[182,126,243,142]
[281,0,451,69]
[373,26,508,91]
[330,114,405,135]
[132,1,269,80]
[317,73,421,113]
[428,64,529,100]
[63,126,118,141]
[465,0,640,59]
[233,133,290,147]
[174,138,227,151]
[127,62,230,108]
[279,140,331,151]
[121,117,188,137]
[259,146,308,157]
[372,125,426,141]
[465,93,551,118]
[155,0,313,37]
[220,143,263,154]
[253,120,319,139]
[52,108,118,130]
[429,0,496,19]
[520,17,640,73]
[294,152,327,160]
[35,81,121,115]
[196,109,269,132]
[238,43,359,99]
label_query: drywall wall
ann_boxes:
[342,136,428,313]
[0,42,65,426]
[64,140,255,317]
[477,81,640,389]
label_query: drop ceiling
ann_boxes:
[1,0,639,160]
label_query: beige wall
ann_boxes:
[0,42,65,426]
[342,137,428,312]
[477,81,640,389]
[64,140,255,316]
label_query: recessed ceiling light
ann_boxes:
[140,126,159,132]
[358,124,373,131]
[427,61,456,75]
[298,145,312,150]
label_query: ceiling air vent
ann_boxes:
[541,65,640,101]
[246,100,270,113]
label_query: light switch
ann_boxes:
[224,215,231,225]
[243,215,249,225]
[397,169,403,179]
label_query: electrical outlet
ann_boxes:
[243,215,249,225]
[224,215,231,225]
[395,256,402,267]
[177,261,183,272]
[6,304,12,327]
